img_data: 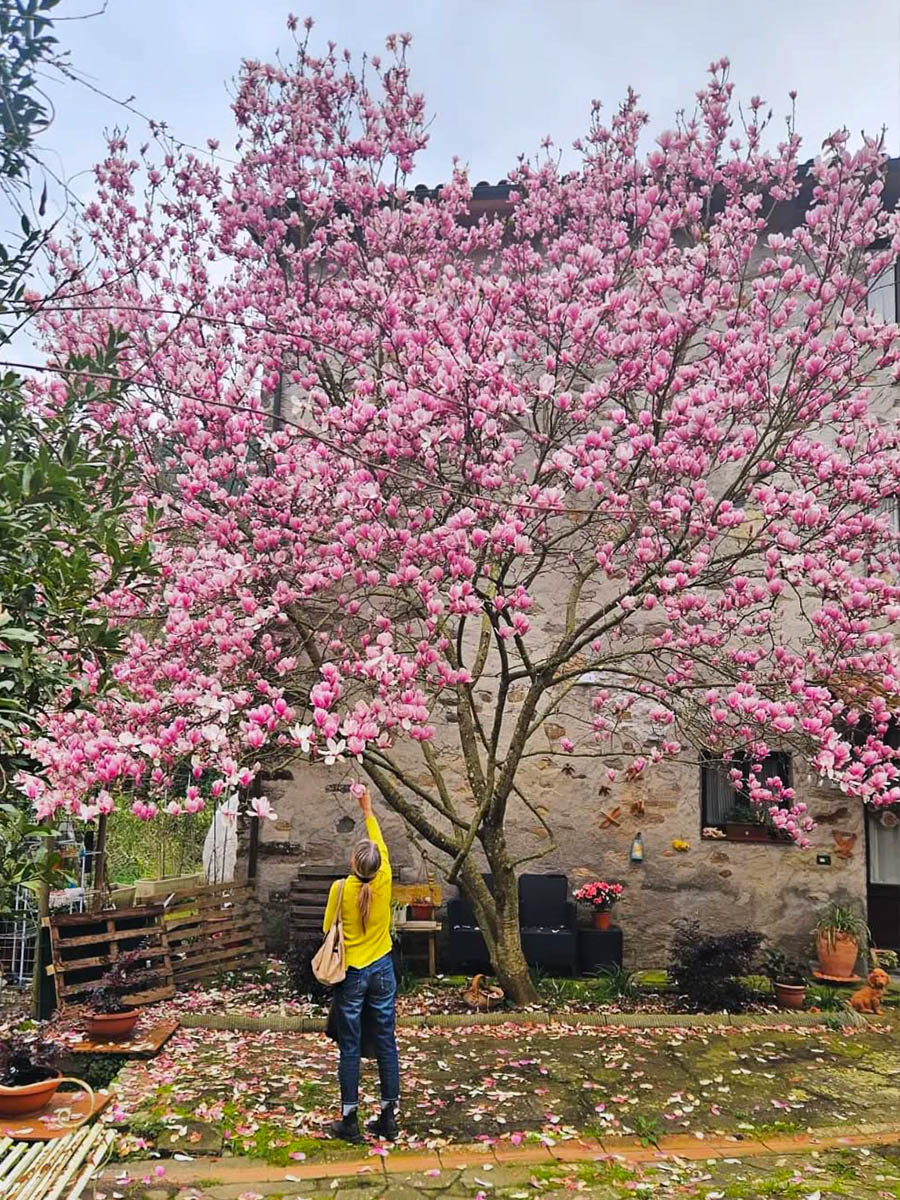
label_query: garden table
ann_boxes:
[394,919,441,976]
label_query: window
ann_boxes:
[878,496,900,535]
[701,751,792,841]
[867,260,899,323]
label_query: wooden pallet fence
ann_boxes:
[47,906,174,1010]
[289,865,346,940]
[163,883,264,985]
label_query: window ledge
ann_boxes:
[704,823,793,846]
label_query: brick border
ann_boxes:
[175,1006,869,1033]
[102,1122,900,1190]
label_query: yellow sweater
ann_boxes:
[323,814,393,969]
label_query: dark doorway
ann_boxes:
[867,809,900,950]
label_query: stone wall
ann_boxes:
[255,743,866,968]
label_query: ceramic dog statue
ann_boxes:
[850,968,890,1015]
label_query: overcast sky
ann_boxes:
[40,0,900,202]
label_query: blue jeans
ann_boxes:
[333,952,399,1107]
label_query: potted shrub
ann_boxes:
[0,1031,63,1117]
[86,943,155,1041]
[762,949,808,1009]
[814,902,868,979]
[574,880,624,930]
[724,798,776,843]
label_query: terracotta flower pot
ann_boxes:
[593,910,612,931]
[774,982,807,1010]
[86,1009,140,1042]
[816,932,859,979]
[409,904,434,921]
[0,1071,61,1117]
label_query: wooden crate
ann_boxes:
[47,906,174,1010]
[289,866,346,940]
[391,882,443,907]
[163,883,264,986]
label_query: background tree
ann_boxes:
[22,26,900,1002]
[0,0,155,935]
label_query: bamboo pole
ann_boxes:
[43,1124,105,1200]
[0,1139,46,1194]
[62,1128,116,1200]
[0,1140,30,1188]
[16,1133,79,1200]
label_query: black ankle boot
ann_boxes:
[329,1111,363,1143]
[366,1103,399,1141]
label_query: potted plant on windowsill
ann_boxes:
[762,949,808,1009]
[0,1031,63,1117]
[86,942,156,1041]
[574,880,624,930]
[814,903,868,980]
[724,798,778,843]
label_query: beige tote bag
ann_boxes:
[312,878,347,985]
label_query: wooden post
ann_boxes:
[247,815,260,882]
[94,813,108,892]
[31,834,54,1020]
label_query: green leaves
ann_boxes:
[0,0,60,181]
[0,360,154,778]
[0,803,70,916]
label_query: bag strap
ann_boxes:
[328,878,347,932]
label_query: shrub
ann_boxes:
[91,940,159,1014]
[591,965,639,1003]
[63,1052,127,1089]
[761,949,807,986]
[284,936,331,1003]
[0,1030,62,1086]
[806,984,845,1012]
[668,921,764,1012]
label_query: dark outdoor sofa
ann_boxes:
[447,872,579,974]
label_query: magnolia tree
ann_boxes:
[19,25,900,1001]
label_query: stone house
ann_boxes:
[241,168,900,969]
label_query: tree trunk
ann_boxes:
[457,830,539,1006]
[490,913,538,1006]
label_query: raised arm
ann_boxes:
[357,785,390,874]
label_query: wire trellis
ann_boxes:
[0,885,38,1014]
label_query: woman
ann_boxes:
[323,784,400,1143]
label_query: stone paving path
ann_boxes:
[111,1019,900,1155]
[93,1014,900,1198]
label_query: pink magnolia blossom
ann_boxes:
[16,30,900,850]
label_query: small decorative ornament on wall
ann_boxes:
[671,839,690,852]
[630,832,644,863]
[831,831,857,859]
[880,811,899,829]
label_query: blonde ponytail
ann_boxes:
[358,881,373,932]
[350,838,381,932]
